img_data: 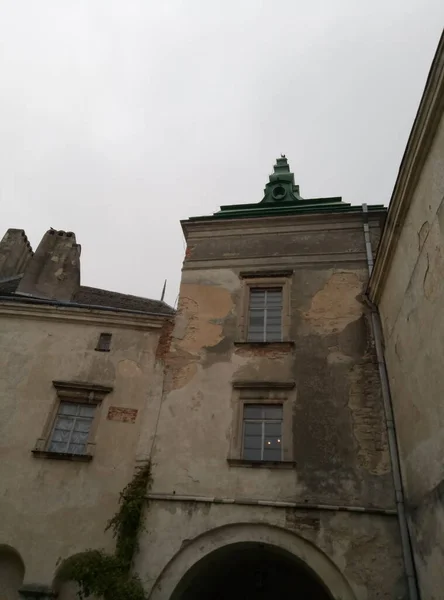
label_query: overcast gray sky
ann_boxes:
[1,2,443,306]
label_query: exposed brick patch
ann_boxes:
[107,407,138,423]
[348,355,390,475]
[155,318,175,360]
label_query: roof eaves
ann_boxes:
[368,30,444,302]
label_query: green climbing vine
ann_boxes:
[56,461,152,600]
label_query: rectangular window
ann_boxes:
[95,333,112,352]
[242,404,283,461]
[48,401,96,455]
[247,288,283,342]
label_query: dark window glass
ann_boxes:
[242,404,283,461]
[95,333,112,352]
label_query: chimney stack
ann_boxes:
[17,229,81,301]
[0,229,34,278]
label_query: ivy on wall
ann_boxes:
[56,461,152,600]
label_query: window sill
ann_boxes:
[227,458,296,469]
[32,450,93,462]
[234,341,295,349]
[20,584,57,599]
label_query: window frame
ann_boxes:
[242,404,284,461]
[33,380,112,461]
[247,287,284,343]
[228,382,296,466]
[238,272,292,343]
[95,332,112,352]
[48,400,97,455]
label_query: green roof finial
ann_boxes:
[261,156,303,203]
[187,156,385,222]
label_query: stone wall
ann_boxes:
[377,105,444,598]
[138,210,406,599]
[0,303,166,591]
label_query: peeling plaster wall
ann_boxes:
[378,111,444,597]
[142,212,405,599]
[0,312,165,587]
[136,501,405,600]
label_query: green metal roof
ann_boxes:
[188,156,385,222]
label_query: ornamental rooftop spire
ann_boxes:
[187,156,384,222]
[261,154,303,203]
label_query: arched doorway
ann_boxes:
[148,523,357,600]
[171,542,332,600]
[0,545,25,600]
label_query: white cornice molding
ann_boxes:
[0,301,166,330]
[369,31,444,303]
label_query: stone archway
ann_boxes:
[148,523,357,600]
[0,544,25,600]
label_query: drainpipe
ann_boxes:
[361,204,419,600]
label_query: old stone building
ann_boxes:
[1,158,406,599]
[135,157,406,600]
[368,30,444,600]
[0,228,174,598]
[1,31,444,600]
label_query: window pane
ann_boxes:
[244,405,263,419]
[49,441,68,453]
[263,406,283,419]
[58,402,78,416]
[243,447,262,461]
[249,311,265,336]
[266,323,282,335]
[263,448,282,461]
[79,405,95,418]
[247,330,265,342]
[264,436,282,449]
[264,422,282,436]
[74,419,92,433]
[266,308,282,321]
[51,429,71,443]
[71,430,89,443]
[266,290,282,306]
[248,302,265,339]
[265,331,282,342]
[68,443,86,455]
[243,435,262,449]
[244,422,262,436]
[249,290,266,307]
[54,416,74,431]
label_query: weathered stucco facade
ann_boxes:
[368,31,444,600]
[133,161,407,599]
[3,35,444,593]
[0,228,174,598]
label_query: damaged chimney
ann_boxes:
[17,229,81,301]
[0,229,34,278]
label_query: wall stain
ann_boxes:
[303,272,363,334]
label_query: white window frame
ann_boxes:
[33,380,112,460]
[48,401,96,455]
[238,272,292,343]
[247,287,283,343]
